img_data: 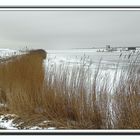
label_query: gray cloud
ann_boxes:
[0,10,140,49]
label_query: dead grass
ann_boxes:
[42,62,110,128]
[0,50,140,129]
[0,50,110,129]
[112,57,140,129]
[0,50,45,116]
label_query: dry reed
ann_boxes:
[0,50,140,129]
[112,55,140,129]
[0,50,45,117]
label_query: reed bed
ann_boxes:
[0,50,140,129]
[42,59,111,128]
[0,51,45,116]
[112,55,140,129]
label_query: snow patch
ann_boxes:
[0,114,17,129]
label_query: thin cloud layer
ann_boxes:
[0,10,139,49]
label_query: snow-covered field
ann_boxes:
[0,48,140,129]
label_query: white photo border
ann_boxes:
[0,6,140,135]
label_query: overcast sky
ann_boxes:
[0,10,140,50]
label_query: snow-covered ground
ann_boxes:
[0,48,19,58]
[0,113,56,130]
[0,114,18,129]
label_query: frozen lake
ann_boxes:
[47,49,140,69]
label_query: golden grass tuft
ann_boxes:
[0,50,46,117]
